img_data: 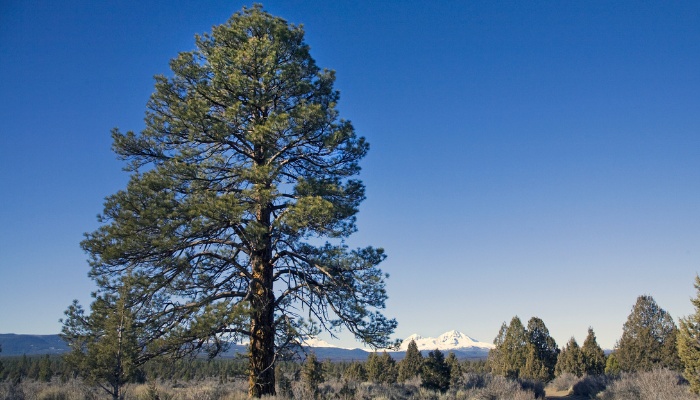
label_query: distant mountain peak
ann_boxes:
[399,330,494,351]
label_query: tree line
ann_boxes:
[6,283,700,395]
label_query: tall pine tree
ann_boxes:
[73,6,396,397]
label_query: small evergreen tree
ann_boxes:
[445,352,462,387]
[37,355,53,382]
[366,351,397,384]
[555,337,584,377]
[604,352,621,376]
[525,317,559,380]
[344,361,367,382]
[581,328,606,376]
[678,275,700,393]
[398,339,423,382]
[421,350,450,393]
[62,283,141,400]
[487,322,508,374]
[379,351,398,383]
[488,316,528,378]
[301,353,324,397]
[615,295,680,372]
[522,343,550,380]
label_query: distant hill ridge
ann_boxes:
[0,334,69,356]
[0,330,492,360]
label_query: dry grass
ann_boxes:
[0,373,544,400]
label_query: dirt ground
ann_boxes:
[544,388,590,400]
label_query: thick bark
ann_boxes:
[248,205,276,397]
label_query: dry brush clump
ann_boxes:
[0,379,100,400]
[547,372,579,392]
[597,369,697,400]
[0,371,546,400]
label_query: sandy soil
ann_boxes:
[544,388,590,400]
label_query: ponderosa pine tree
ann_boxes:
[678,275,700,393]
[398,339,423,382]
[61,283,141,400]
[555,337,584,377]
[75,5,395,397]
[615,295,680,372]
[581,328,606,376]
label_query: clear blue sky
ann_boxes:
[1,1,699,350]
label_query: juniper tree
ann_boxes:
[344,361,367,382]
[678,275,700,393]
[604,352,621,376]
[522,343,550,380]
[301,352,323,396]
[581,328,606,376]
[488,317,528,378]
[37,355,53,382]
[421,350,450,393]
[445,351,462,387]
[366,351,397,384]
[525,317,558,380]
[398,339,423,382]
[555,337,584,377]
[615,295,680,372]
[75,5,395,397]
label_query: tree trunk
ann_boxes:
[249,205,276,397]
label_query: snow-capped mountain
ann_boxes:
[301,336,341,348]
[399,330,494,351]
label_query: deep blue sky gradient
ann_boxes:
[1,1,699,349]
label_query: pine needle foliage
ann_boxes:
[72,5,396,397]
[61,284,141,400]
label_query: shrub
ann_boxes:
[572,374,609,398]
[548,372,579,392]
[598,369,696,400]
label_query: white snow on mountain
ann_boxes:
[301,330,493,352]
[301,336,339,348]
[399,330,494,351]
